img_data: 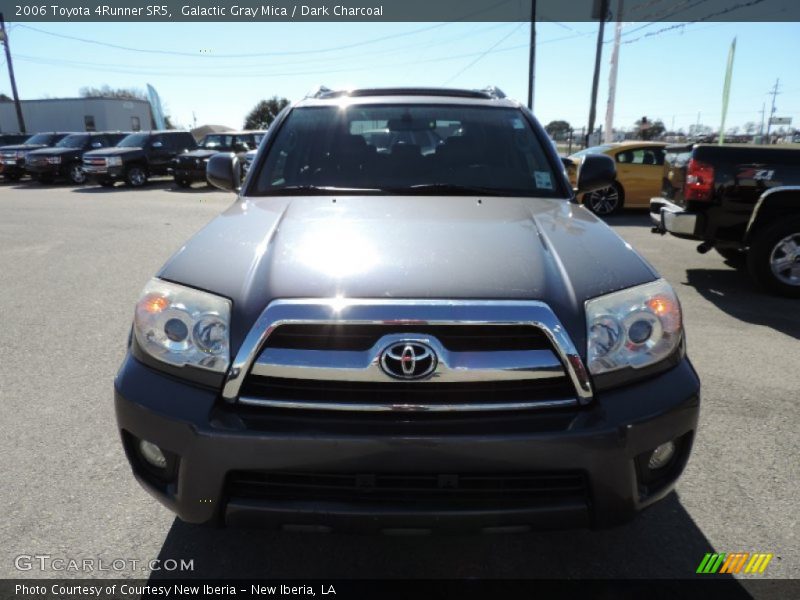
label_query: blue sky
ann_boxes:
[3,20,799,133]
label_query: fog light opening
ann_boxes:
[139,440,167,469]
[648,441,676,470]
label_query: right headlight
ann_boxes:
[107,156,123,166]
[586,279,682,375]
[133,278,231,373]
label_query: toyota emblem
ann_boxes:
[379,341,437,380]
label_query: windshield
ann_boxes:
[56,134,90,149]
[571,144,614,158]
[253,105,563,197]
[117,133,150,148]
[200,134,233,149]
[25,134,55,145]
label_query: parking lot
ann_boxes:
[0,181,797,581]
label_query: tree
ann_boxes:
[634,116,666,141]
[79,85,147,100]
[244,96,290,130]
[743,121,758,135]
[544,120,571,140]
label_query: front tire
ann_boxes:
[747,217,800,297]
[583,182,624,216]
[67,162,87,185]
[125,166,148,187]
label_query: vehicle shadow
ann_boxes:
[70,179,175,194]
[683,268,800,340]
[147,492,747,583]
[167,184,219,194]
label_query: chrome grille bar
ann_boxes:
[222,299,593,405]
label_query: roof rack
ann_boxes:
[307,86,507,100]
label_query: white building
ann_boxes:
[0,97,154,133]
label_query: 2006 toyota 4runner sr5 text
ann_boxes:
[115,87,701,532]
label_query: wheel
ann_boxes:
[67,162,87,185]
[125,166,148,187]
[715,246,746,267]
[583,182,624,216]
[99,178,115,188]
[175,178,191,188]
[747,217,800,297]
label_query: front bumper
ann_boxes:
[173,167,206,183]
[650,197,701,238]
[84,165,124,180]
[0,159,25,177]
[115,353,700,532]
[25,163,61,177]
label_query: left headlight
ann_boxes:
[46,156,61,164]
[133,278,231,373]
[586,278,682,375]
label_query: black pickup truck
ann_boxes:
[0,132,73,181]
[25,132,128,184]
[82,131,196,187]
[172,131,264,187]
[651,144,800,296]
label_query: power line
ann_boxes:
[443,23,525,85]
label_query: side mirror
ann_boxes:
[576,154,616,193]
[91,142,103,148]
[151,141,164,149]
[207,153,241,192]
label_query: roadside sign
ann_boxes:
[770,117,792,125]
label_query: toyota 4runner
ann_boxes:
[115,87,701,532]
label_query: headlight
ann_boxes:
[133,278,231,373]
[47,156,61,164]
[16,150,26,159]
[107,156,122,166]
[586,279,682,375]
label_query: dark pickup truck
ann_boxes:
[83,130,196,187]
[172,131,264,188]
[25,132,128,185]
[0,132,73,181]
[651,144,800,296]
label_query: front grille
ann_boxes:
[26,155,46,165]
[240,376,575,407]
[83,157,106,166]
[265,324,551,352]
[227,470,588,508]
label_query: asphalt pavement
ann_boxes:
[0,181,797,582]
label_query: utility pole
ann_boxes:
[0,13,26,133]
[527,0,536,111]
[587,0,609,147]
[765,78,780,140]
[758,103,766,138]
[603,0,623,143]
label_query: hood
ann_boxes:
[159,196,658,350]
[83,147,141,157]
[0,144,47,152]
[27,147,82,157]
[177,149,219,160]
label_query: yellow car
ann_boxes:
[567,141,667,215]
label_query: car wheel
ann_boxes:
[175,178,191,188]
[126,166,148,187]
[747,217,800,297]
[68,163,87,185]
[715,246,746,267]
[583,182,624,216]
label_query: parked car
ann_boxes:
[567,141,668,215]
[651,143,800,296]
[25,132,129,185]
[82,130,196,188]
[173,131,264,188]
[0,133,30,146]
[242,148,258,175]
[116,86,700,532]
[0,132,74,181]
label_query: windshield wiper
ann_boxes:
[261,185,383,195]
[385,183,522,197]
